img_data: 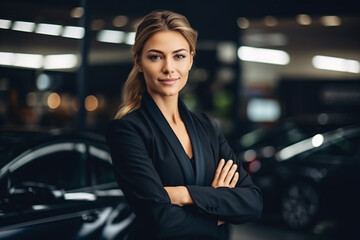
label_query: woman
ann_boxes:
[106,10,262,240]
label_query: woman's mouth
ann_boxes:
[158,78,179,85]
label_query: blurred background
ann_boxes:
[0,0,359,239]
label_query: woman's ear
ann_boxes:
[134,54,143,72]
[189,51,194,70]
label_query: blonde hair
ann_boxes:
[114,10,198,119]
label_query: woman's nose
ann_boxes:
[162,59,174,74]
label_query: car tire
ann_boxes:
[281,181,319,229]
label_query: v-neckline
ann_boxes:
[168,119,193,160]
[142,92,205,186]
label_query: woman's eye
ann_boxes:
[149,55,162,60]
[175,54,185,59]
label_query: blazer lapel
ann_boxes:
[143,93,196,185]
[179,100,206,186]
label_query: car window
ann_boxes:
[11,142,88,190]
[88,145,115,185]
[320,135,360,157]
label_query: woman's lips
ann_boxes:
[158,78,179,85]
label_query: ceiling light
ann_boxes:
[35,23,63,36]
[12,21,35,32]
[44,54,78,69]
[296,14,312,25]
[238,46,290,65]
[97,30,125,44]
[237,17,250,29]
[0,52,14,65]
[320,16,341,26]
[70,7,84,18]
[62,26,84,39]
[0,19,11,29]
[13,53,43,68]
[113,15,128,27]
[124,32,136,45]
[312,55,360,73]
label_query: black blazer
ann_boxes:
[106,93,262,240]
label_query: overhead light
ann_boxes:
[237,17,250,29]
[238,46,290,65]
[62,26,84,39]
[296,14,312,25]
[70,7,84,18]
[36,23,63,36]
[0,52,14,65]
[124,32,136,45]
[113,15,129,28]
[320,16,341,26]
[13,53,43,68]
[312,55,360,73]
[12,21,35,32]
[0,19,11,29]
[44,54,78,69]
[0,51,79,69]
[97,30,125,44]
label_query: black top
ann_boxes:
[106,92,263,240]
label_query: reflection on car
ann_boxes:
[0,128,134,240]
[237,124,360,230]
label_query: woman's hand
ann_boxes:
[164,186,194,206]
[211,159,239,188]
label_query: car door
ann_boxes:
[87,143,135,240]
[0,140,102,240]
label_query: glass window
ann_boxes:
[89,145,115,185]
[11,143,88,190]
[320,135,360,157]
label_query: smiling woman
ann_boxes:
[138,31,193,100]
[106,10,263,240]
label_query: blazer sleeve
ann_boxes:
[186,115,263,224]
[106,119,222,239]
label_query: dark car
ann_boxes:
[0,128,134,240]
[238,124,360,230]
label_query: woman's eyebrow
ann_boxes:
[173,48,188,53]
[146,48,188,54]
[146,49,163,54]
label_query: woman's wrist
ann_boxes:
[164,186,194,206]
[180,186,193,205]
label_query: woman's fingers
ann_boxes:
[214,159,225,181]
[212,159,239,188]
[218,160,233,183]
[229,172,239,188]
[224,163,238,185]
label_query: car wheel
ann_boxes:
[281,181,319,229]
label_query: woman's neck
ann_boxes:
[151,94,181,125]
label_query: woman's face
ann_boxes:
[137,30,193,99]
